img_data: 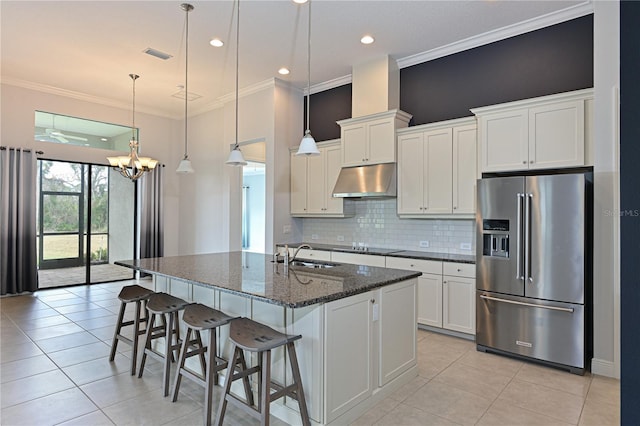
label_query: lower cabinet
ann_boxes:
[442,262,476,335]
[324,279,417,423]
[386,257,476,336]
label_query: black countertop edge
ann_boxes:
[277,243,476,264]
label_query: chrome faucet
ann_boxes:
[289,244,313,263]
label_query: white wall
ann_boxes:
[175,79,301,256]
[0,83,181,256]
[592,0,620,378]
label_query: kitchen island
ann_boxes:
[116,252,421,425]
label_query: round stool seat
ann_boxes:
[146,293,189,314]
[182,303,237,330]
[117,285,154,303]
[229,317,301,352]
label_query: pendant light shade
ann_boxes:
[226,0,247,167]
[297,130,319,155]
[226,147,247,166]
[176,158,195,173]
[176,3,195,174]
[296,0,319,157]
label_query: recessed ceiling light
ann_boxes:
[101,138,108,141]
[360,35,375,45]
[278,68,290,75]
[210,38,224,47]
[293,0,308,4]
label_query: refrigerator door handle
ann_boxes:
[525,193,533,283]
[479,294,575,313]
[516,193,524,280]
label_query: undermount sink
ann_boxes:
[290,260,337,269]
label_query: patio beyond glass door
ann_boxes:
[37,160,135,287]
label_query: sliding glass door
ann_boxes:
[37,160,135,288]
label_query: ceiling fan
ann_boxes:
[36,128,88,143]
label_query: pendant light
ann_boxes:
[176,3,195,173]
[296,0,320,156]
[226,0,247,166]
[107,74,158,181]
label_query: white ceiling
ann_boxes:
[1,1,590,119]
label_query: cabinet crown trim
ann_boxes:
[337,109,412,126]
[470,88,594,115]
[397,116,476,135]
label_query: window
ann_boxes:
[34,111,136,151]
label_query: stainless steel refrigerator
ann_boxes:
[476,170,592,374]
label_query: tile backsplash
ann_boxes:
[302,199,476,254]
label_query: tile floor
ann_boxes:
[0,280,620,426]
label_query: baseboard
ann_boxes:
[591,358,618,378]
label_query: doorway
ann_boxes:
[36,159,135,287]
[240,141,266,254]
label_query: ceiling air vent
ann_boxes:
[143,47,173,60]
[172,90,202,101]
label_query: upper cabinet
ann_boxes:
[337,109,412,167]
[397,117,477,218]
[471,89,593,173]
[290,140,354,218]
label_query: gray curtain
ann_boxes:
[0,147,38,294]
[138,165,164,259]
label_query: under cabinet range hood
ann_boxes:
[332,163,396,198]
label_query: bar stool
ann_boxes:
[215,317,310,426]
[109,284,155,375]
[171,304,253,426]
[137,292,189,396]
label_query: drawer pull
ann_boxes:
[479,294,574,313]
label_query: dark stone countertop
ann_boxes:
[277,243,476,264]
[116,252,421,309]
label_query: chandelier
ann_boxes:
[107,74,158,181]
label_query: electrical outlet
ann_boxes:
[337,235,345,242]
[419,240,430,248]
[460,242,472,250]
[283,224,291,234]
[311,234,319,240]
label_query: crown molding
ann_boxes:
[308,74,352,95]
[0,76,175,118]
[292,2,593,95]
[2,2,594,115]
[397,1,594,69]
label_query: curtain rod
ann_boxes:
[0,146,44,154]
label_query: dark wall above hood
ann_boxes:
[332,163,396,198]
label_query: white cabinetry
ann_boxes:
[338,109,412,167]
[385,257,442,328]
[397,117,477,218]
[324,279,416,423]
[442,262,476,335]
[472,88,593,173]
[290,140,353,217]
[386,257,476,336]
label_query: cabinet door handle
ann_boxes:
[522,160,527,164]
[370,299,375,304]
